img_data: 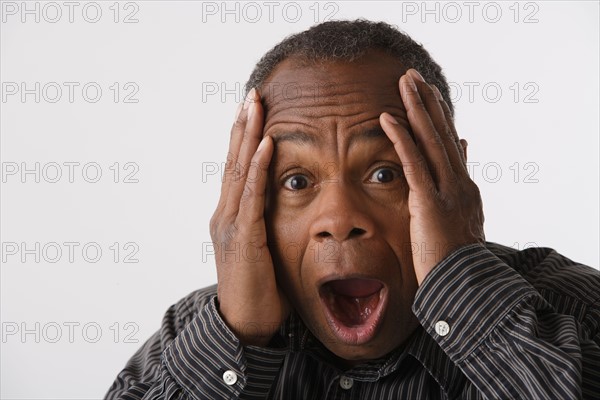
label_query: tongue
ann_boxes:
[329,279,382,297]
[326,279,383,326]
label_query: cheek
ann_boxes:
[266,205,309,289]
[375,198,415,281]
[372,189,411,237]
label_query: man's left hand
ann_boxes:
[379,68,485,285]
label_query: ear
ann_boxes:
[459,139,468,163]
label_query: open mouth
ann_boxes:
[319,278,387,345]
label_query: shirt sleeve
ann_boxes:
[412,243,600,399]
[104,289,287,400]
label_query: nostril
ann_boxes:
[317,232,332,238]
[349,228,366,237]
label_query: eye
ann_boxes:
[368,167,400,183]
[283,174,311,190]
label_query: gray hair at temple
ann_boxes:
[245,19,454,116]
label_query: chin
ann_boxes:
[303,309,408,365]
[332,343,394,363]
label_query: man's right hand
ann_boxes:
[209,88,290,347]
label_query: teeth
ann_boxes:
[361,304,372,319]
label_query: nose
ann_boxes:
[309,181,375,243]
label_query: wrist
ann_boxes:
[215,297,278,347]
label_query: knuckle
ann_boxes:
[468,182,483,199]
[227,162,244,182]
[240,182,254,203]
[411,94,425,108]
[437,194,456,212]
[404,80,419,96]
[237,165,249,182]
[225,153,239,174]
[426,131,445,146]
[209,213,219,230]
[224,225,238,243]
[225,151,236,165]
[210,213,241,244]
[461,176,479,192]
[443,126,455,140]
[209,215,224,240]
[414,154,429,171]
[421,83,436,98]
[215,224,238,247]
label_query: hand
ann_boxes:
[379,69,485,285]
[209,88,290,346]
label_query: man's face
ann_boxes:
[261,51,420,363]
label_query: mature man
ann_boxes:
[106,20,600,399]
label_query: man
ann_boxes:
[105,20,600,399]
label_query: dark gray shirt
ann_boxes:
[105,242,600,399]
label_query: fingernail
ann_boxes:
[247,89,258,120]
[257,136,268,152]
[409,69,425,82]
[382,112,399,125]
[432,85,443,101]
[244,87,256,111]
[403,75,418,96]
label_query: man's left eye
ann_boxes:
[368,167,400,183]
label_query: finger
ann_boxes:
[217,92,255,213]
[431,84,468,173]
[422,83,465,177]
[400,72,452,187]
[460,138,468,162]
[236,135,273,228]
[225,88,265,216]
[379,112,435,195]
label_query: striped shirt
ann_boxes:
[105,242,600,399]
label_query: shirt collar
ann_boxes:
[275,311,462,388]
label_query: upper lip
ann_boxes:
[317,274,386,294]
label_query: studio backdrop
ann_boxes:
[1,1,598,398]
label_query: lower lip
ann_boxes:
[319,287,387,346]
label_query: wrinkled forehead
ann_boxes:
[259,52,408,132]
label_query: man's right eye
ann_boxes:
[282,174,311,190]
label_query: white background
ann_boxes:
[1,1,598,398]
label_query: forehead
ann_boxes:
[259,51,407,134]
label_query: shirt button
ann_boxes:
[435,320,450,336]
[339,375,354,390]
[222,370,237,386]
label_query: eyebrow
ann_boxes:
[272,131,317,145]
[352,127,387,145]
[272,127,388,148]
